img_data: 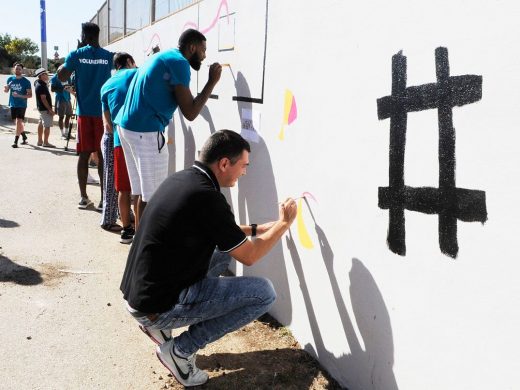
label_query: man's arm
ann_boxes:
[57,64,73,83]
[13,88,32,99]
[102,109,113,134]
[230,198,297,266]
[174,63,222,121]
[40,94,55,115]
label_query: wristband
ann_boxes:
[250,223,257,237]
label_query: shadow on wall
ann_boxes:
[234,71,293,325]
[0,254,43,285]
[286,211,397,389]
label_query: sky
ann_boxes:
[1,0,104,60]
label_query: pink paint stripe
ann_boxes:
[302,192,318,203]
[144,33,161,54]
[182,0,230,34]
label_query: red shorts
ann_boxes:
[77,116,103,153]
[114,146,131,192]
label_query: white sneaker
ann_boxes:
[86,173,99,185]
[139,324,171,345]
[156,340,208,387]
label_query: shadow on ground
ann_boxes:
[0,254,43,285]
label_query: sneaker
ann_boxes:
[120,226,135,244]
[78,197,93,209]
[139,324,171,345]
[21,140,28,145]
[11,143,18,148]
[156,340,208,387]
[86,173,99,185]
[96,201,103,211]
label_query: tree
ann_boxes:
[5,37,38,59]
[0,34,38,68]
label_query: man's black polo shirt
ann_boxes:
[120,161,247,313]
[34,79,52,112]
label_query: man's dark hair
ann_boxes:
[81,22,100,44]
[199,130,250,165]
[113,52,134,70]
[178,29,206,53]
[13,62,24,68]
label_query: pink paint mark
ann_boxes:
[287,95,297,125]
[302,192,318,203]
[182,0,230,34]
[144,33,162,54]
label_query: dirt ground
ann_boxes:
[0,106,342,390]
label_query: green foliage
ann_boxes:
[0,33,39,68]
[5,37,38,57]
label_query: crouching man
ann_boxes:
[120,130,297,387]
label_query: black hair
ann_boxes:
[13,62,24,68]
[178,29,206,53]
[199,130,250,165]
[113,52,135,70]
[81,22,100,43]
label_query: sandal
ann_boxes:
[101,224,122,232]
[37,142,43,146]
[42,143,56,148]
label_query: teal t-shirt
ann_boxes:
[100,68,138,148]
[50,74,71,103]
[63,45,113,116]
[115,48,190,132]
[6,76,31,108]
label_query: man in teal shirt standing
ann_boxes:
[115,29,222,227]
[3,62,32,148]
[50,68,74,139]
[58,22,113,210]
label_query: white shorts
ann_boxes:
[118,127,169,202]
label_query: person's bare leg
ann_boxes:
[16,118,24,136]
[118,191,131,228]
[135,196,147,231]
[43,127,51,144]
[78,152,90,199]
[37,122,44,145]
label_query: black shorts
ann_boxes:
[10,107,27,120]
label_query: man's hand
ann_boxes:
[3,85,9,93]
[278,198,297,225]
[207,63,222,86]
[48,109,56,116]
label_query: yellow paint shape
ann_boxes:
[278,127,285,140]
[283,90,293,124]
[297,198,314,249]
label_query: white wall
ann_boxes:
[108,1,520,389]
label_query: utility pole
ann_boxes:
[40,0,48,69]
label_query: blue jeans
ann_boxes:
[132,250,276,355]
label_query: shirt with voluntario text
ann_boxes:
[100,68,138,148]
[6,76,31,108]
[50,74,71,103]
[115,48,191,133]
[120,161,247,313]
[63,45,114,117]
[34,79,52,112]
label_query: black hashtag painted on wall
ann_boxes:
[377,47,487,258]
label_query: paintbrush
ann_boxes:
[207,63,231,67]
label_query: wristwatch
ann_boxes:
[250,223,257,237]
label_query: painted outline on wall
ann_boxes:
[377,47,487,258]
[187,0,269,104]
